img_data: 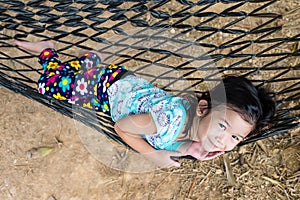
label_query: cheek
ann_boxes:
[203,126,220,140]
[223,136,238,151]
[197,122,209,142]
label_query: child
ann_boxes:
[14,40,276,168]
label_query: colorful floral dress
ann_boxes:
[37,48,128,115]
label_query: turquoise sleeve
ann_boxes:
[164,141,186,151]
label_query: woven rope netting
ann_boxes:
[0,0,299,148]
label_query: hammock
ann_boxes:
[0,0,299,150]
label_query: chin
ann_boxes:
[206,146,223,154]
[203,143,218,152]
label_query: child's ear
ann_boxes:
[196,99,208,117]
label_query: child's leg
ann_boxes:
[14,40,99,74]
[13,40,54,53]
[39,48,88,75]
[13,40,72,74]
[38,72,76,102]
[15,40,106,110]
[44,49,101,74]
[38,68,104,110]
[38,54,103,110]
[37,57,102,107]
[76,51,102,70]
[78,49,103,66]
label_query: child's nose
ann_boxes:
[215,133,225,148]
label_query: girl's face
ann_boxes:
[194,103,253,153]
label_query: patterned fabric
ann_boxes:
[37,48,128,115]
[108,75,190,151]
[38,48,189,151]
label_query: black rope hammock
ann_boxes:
[0,0,299,152]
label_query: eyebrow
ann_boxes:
[222,119,231,128]
[221,118,245,140]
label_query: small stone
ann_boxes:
[281,146,300,173]
[26,151,32,158]
[26,147,53,158]
[48,195,56,200]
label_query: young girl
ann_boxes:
[14,40,276,168]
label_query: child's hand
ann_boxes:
[142,150,183,168]
[179,141,224,161]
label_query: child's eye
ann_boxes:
[232,135,240,141]
[219,123,226,131]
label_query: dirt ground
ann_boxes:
[0,0,300,200]
[0,88,299,200]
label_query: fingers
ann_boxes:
[156,156,181,169]
[170,151,184,160]
[143,150,182,169]
[163,159,180,168]
[168,160,181,168]
[164,151,183,168]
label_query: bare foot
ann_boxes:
[13,40,54,53]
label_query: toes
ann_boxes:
[12,40,21,46]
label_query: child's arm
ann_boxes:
[114,113,182,168]
[114,123,155,154]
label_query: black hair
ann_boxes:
[184,75,276,138]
